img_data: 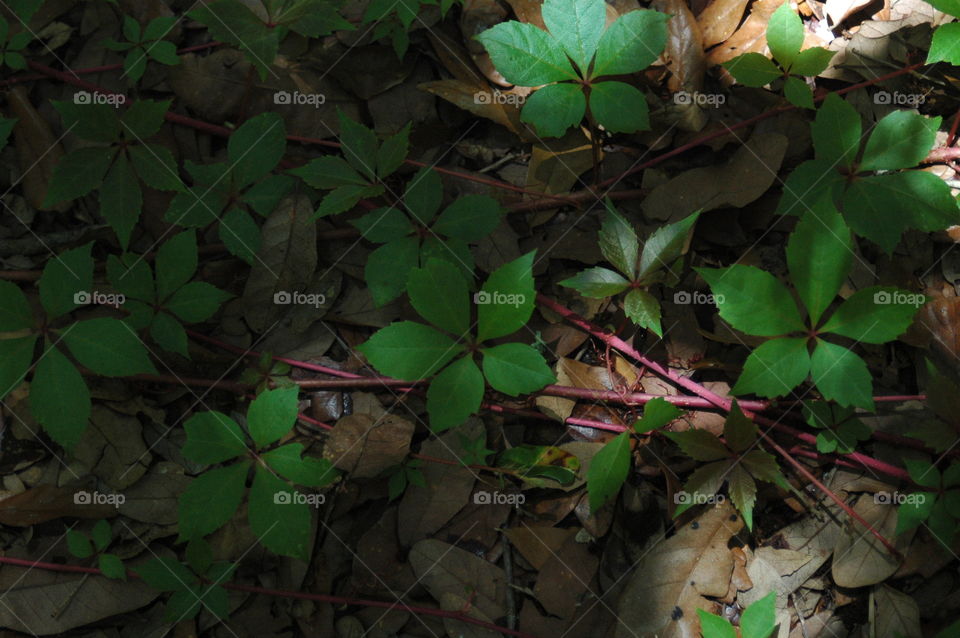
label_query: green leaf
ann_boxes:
[638,211,699,281]
[247,385,300,448]
[809,339,874,410]
[674,461,726,517]
[812,93,861,169]
[728,464,757,530]
[290,156,367,189]
[559,267,631,297]
[928,22,960,64]
[587,432,631,511]
[407,259,471,337]
[477,251,536,342]
[0,117,18,149]
[776,159,844,217]
[165,282,231,323]
[820,286,920,343]
[740,591,777,638]
[128,143,185,191]
[697,610,737,638]
[722,52,782,87]
[623,288,662,336]
[358,321,464,380]
[67,530,94,558]
[365,237,420,306]
[148,40,182,65]
[475,21,578,85]
[842,171,958,254]
[0,336,35,399]
[520,82,587,138]
[182,411,248,464]
[741,449,784,485]
[592,10,668,77]
[541,0,605,70]
[123,51,148,82]
[39,243,94,320]
[31,346,89,449]
[185,538,212,575]
[903,458,940,488]
[633,397,682,434]
[404,167,443,223]
[766,3,803,69]
[787,208,852,325]
[598,198,638,278]
[122,15,141,41]
[696,265,806,336]
[376,123,410,177]
[351,207,414,243]
[589,81,649,133]
[860,111,940,172]
[664,429,729,462]
[432,195,501,242]
[135,556,195,591]
[0,280,33,330]
[63,318,157,376]
[482,343,555,395]
[144,15,178,41]
[120,99,170,140]
[242,174,294,216]
[337,110,379,180]
[98,553,126,580]
[189,0,279,79]
[154,234,196,304]
[220,207,261,265]
[724,401,758,453]
[784,76,814,109]
[790,46,835,76]
[178,461,250,541]
[52,101,121,143]
[229,113,286,189]
[427,355,485,432]
[895,493,935,535]
[249,466,312,560]
[100,153,142,250]
[261,444,338,487]
[91,519,112,551]
[44,146,116,207]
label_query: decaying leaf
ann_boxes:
[832,495,913,587]
[698,0,751,48]
[652,0,706,93]
[614,501,745,638]
[323,413,414,478]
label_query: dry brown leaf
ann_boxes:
[642,131,789,222]
[525,129,596,194]
[0,484,118,526]
[6,86,68,213]
[505,525,578,570]
[533,532,600,619]
[707,0,782,66]
[460,0,511,86]
[698,0,752,48]
[652,0,707,93]
[824,0,875,26]
[832,496,913,587]
[323,413,414,478]
[614,501,745,638]
[419,79,529,138]
[870,585,922,638]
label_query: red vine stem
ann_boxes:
[0,556,537,638]
[535,293,905,559]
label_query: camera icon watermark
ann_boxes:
[474,490,525,505]
[874,491,927,506]
[473,90,525,106]
[273,290,326,308]
[874,91,925,107]
[673,91,726,107]
[273,91,326,108]
[872,290,926,307]
[473,290,526,307]
[74,290,126,308]
[273,490,325,507]
[673,291,723,305]
[73,90,126,107]
[74,490,125,508]
[674,490,725,505]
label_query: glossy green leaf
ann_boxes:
[790,46,835,76]
[724,401,758,453]
[820,286,920,343]
[358,321,463,380]
[696,265,806,336]
[128,143,185,192]
[587,431,631,511]
[248,385,300,448]
[31,346,90,449]
[0,280,33,330]
[664,429,728,462]
[0,336,35,399]
[52,101,120,143]
[99,553,126,580]
[38,242,94,319]
[559,267,631,297]
[598,198,638,278]
[475,21,578,85]
[783,75,814,109]
[722,52,782,87]
[928,22,960,64]
[697,610,736,638]
[178,460,250,541]
[728,464,757,530]
[62,317,157,376]
[860,111,940,172]
[592,10,668,76]
[67,530,94,558]
[407,259,471,337]
[228,112,286,189]
[623,288,662,336]
[432,195,501,242]
[638,211,699,281]
[44,146,116,206]
[589,81,649,133]
[633,397,682,434]
[100,153,142,250]
[249,466,312,559]
[427,355,485,432]
[766,3,803,69]
[732,337,811,398]
[739,591,777,638]
[476,251,536,342]
[519,82,587,138]
[182,411,248,464]
[376,123,410,177]
[365,236,420,306]
[289,156,367,189]
[165,282,231,323]
[120,99,170,140]
[404,167,443,223]
[220,206,260,265]
[482,342,555,395]
[541,0,605,70]
[786,208,852,325]
[809,339,874,410]
[811,93,861,169]
[337,110,379,180]
[775,159,844,217]
[156,231,197,301]
[262,443,339,487]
